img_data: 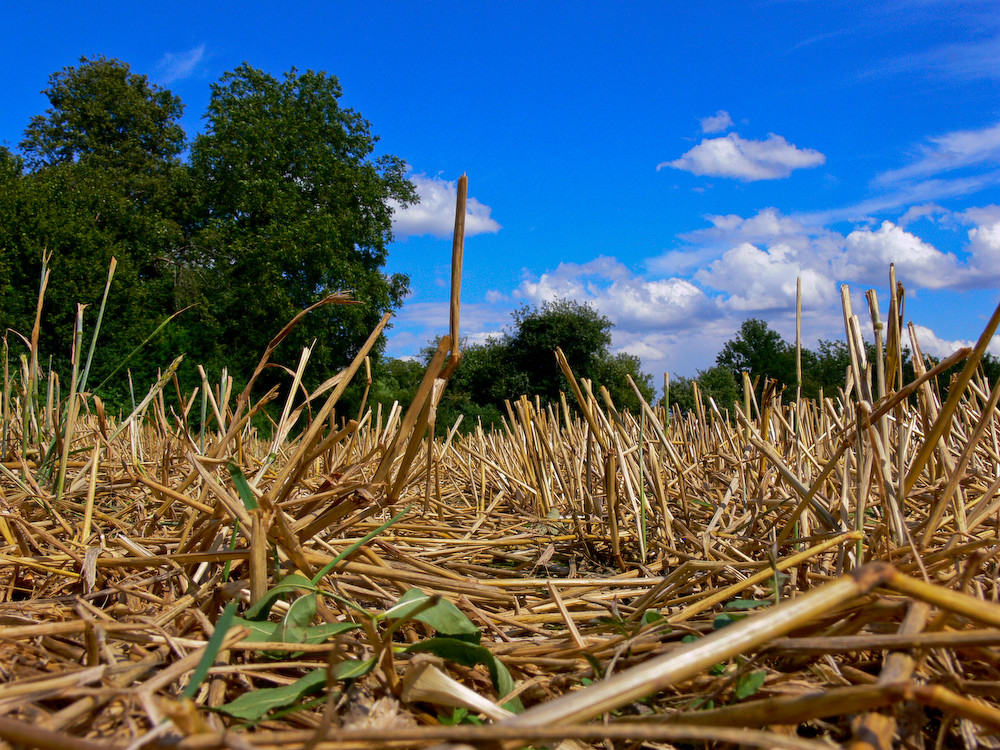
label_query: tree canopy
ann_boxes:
[21,56,185,175]
[189,64,416,379]
[1,57,414,408]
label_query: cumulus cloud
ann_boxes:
[842,221,962,289]
[516,257,714,330]
[700,110,733,134]
[906,324,1000,361]
[964,205,1000,278]
[154,44,206,84]
[658,133,825,181]
[391,173,501,240]
[679,207,837,253]
[876,122,1000,185]
[696,242,837,311]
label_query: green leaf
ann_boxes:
[713,612,748,630]
[333,657,377,680]
[582,651,604,680]
[640,609,665,625]
[244,573,315,621]
[227,462,259,510]
[183,601,237,700]
[723,598,769,611]
[310,505,412,585]
[386,588,480,644]
[735,669,767,700]
[298,621,360,644]
[405,637,523,713]
[230,617,280,642]
[285,593,317,629]
[216,669,327,720]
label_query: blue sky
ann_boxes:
[3,1,1000,383]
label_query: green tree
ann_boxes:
[428,300,655,431]
[666,365,738,417]
[509,300,614,403]
[2,59,189,404]
[21,56,185,175]
[190,64,416,382]
[697,364,740,414]
[717,318,796,400]
[369,357,425,411]
[800,339,851,398]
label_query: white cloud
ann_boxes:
[154,44,206,84]
[906,324,1000,361]
[876,122,1000,185]
[516,257,714,330]
[842,221,962,289]
[965,206,1000,279]
[798,173,1000,225]
[680,207,837,254]
[696,242,837,311]
[384,300,510,358]
[659,133,825,181]
[897,203,948,226]
[874,33,1000,82]
[391,173,501,240]
[700,110,733,134]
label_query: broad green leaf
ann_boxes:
[231,617,280,642]
[640,610,665,625]
[405,637,523,713]
[284,593,317,629]
[299,621,361,644]
[333,657,377,680]
[216,669,326,720]
[713,612,748,630]
[735,669,767,699]
[387,588,480,644]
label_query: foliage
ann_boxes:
[716,318,796,399]
[189,64,415,383]
[20,56,185,175]
[1,61,187,402]
[667,365,739,417]
[383,300,656,432]
[368,357,425,411]
[1,57,414,413]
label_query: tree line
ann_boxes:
[667,317,1000,416]
[3,58,988,430]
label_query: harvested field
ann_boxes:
[3,202,1000,748]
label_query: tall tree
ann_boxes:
[509,299,614,403]
[3,59,189,403]
[190,64,416,381]
[21,56,185,176]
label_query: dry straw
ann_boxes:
[2,180,1000,750]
